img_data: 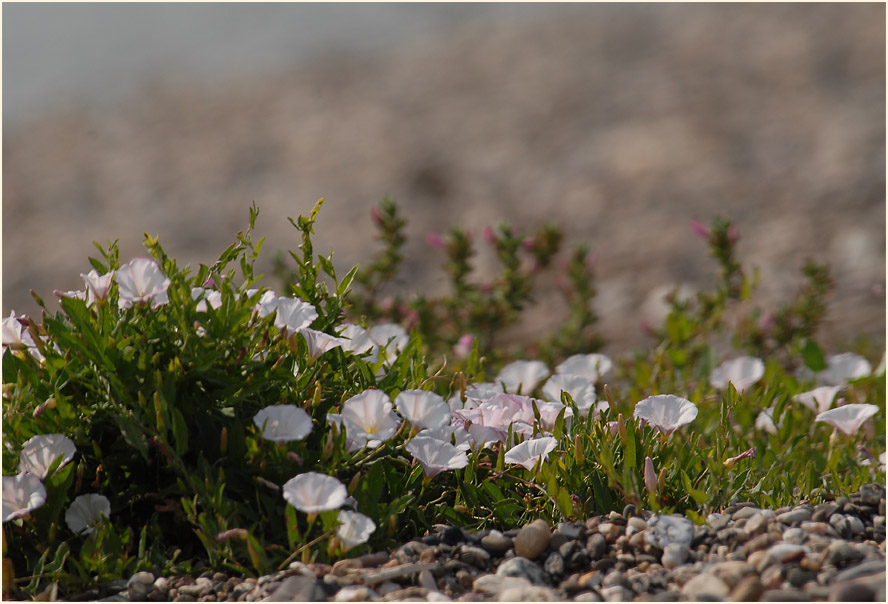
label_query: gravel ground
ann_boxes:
[48,483,886,602]
[3,4,884,354]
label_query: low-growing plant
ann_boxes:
[2,198,884,599]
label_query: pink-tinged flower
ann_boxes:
[253,405,313,444]
[283,472,347,514]
[53,289,87,301]
[416,426,472,451]
[19,434,76,479]
[3,473,47,522]
[815,404,879,436]
[504,436,557,471]
[724,446,756,468]
[690,220,710,240]
[81,269,113,304]
[337,324,375,355]
[633,395,698,437]
[426,232,446,249]
[794,386,842,414]
[644,457,657,494]
[482,226,497,245]
[337,510,376,550]
[395,390,451,431]
[339,390,401,449]
[755,407,778,435]
[65,493,111,536]
[542,374,604,417]
[405,435,470,478]
[555,353,613,383]
[216,528,248,542]
[709,356,765,392]
[458,382,503,409]
[496,360,549,394]
[191,287,223,313]
[817,353,872,386]
[453,334,475,360]
[116,258,170,308]
[257,296,318,336]
[1,311,36,352]
[299,329,346,359]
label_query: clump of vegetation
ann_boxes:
[3,198,884,599]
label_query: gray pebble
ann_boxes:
[829,581,877,602]
[831,558,886,582]
[825,540,866,568]
[481,530,514,555]
[574,591,604,602]
[660,543,688,569]
[731,506,761,521]
[777,508,813,525]
[586,533,607,560]
[497,585,560,601]
[760,588,810,601]
[497,556,547,585]
[679,573,729,600]
[458,545,491,567]
[544,552,565,576]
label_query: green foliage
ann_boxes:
[2,201,884,599]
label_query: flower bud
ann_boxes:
[573,434,584,466]
[644,456,657,494]
[388,515,397,536]
[348,472,361,495]
[312,381,323,408]
[322,434,335,461]
[220,427,228,455]
[216,528,248,542]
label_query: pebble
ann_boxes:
[680,572,729,600]
[473,574,532,594]
[498,585,560,601]
[660,543,688,569]
[496,556,547,585]
[514,519,552,560]
[481,530,513,555]
[645,515,694,549]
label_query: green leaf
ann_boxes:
[801,339,827,372]
[117,412,149,460]
[337,265,360,297]
[170,407,189,456]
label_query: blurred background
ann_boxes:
[3,3,885,353]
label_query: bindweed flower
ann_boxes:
[116,258,170,308]
[339,390,401,449]
[257,295,318,336]
[724,446,757,468]
[504,436,557,471]
[709,356,765,392]
[191,287,223,313]
[496,360,549,394]
[253,405,313,444]
[19,433,76,479]
[817,353,872,386]
[283,473,347,514]
[337,324,375,355]
[755,407,779,435]
[555,353,613,383]
[65,493,111,536]
[337,510,376,550]
[53,289,87,301]
[368,324,409,359]
[542,374,604,417]
[815,404,879,436]
[82,269,113,304]
[633,395,698,437]
[453,334,475,359]
[417,425,472,451]
[395,390,451,431]
[3,473,47,522]
[794,386,842,414]
[426,232,446,249]
[644,456,657,495]
[299,328,346,359]
[405,435,469,478]
[2,311,37,353]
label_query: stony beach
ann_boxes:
[59,483,886,602]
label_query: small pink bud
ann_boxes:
[216,528,248,542]
[453,334,474,359]
[370,206,383,225]
[522,237,535,250]
[727,226,739,243]
[724,446,756,468]
[640,319,654,336]
[690,220,710,240]
[33,402,48,418]
[379,296,394,312]
[644,456,657,494]
[483,226,497,245]
[425,232,446,249]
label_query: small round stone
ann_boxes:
[514,520,552,560]
[481,530,514,555]
[660,543,688,569]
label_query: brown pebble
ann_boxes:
[419,548,437,563]
[514,519,551,559]
[729,575,764,601]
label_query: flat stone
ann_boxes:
[473,574,532,595]
[646,515,694,550]
[481,531,513,555]
[707,514,731,531]
[731,507,761,521]
[514,520,552,560]
[832,559,886,582]
[859,483,885,506]
[458,545,491,567]
[543,552,565,576]
[680,573,729,600]
[829,581,877,602]
[262,575,326,602]
[586,533,608,560]
[497,585,560,601]
[825,540,866,568]
[574,592,603,602]
[710,560,754,589]
[728,575,763,601]
[497,556,547,585]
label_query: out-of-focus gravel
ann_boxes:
[3,4,884,353]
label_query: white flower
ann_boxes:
[337,510,376,550]
[709,356,765,392]
[337,324,375,355]
[496,360,549,394]
[257,296,318,336]
[405,435,469,478]
[283,472,347,514]
[416,426,472,451]
[19,434,76,479]
[368,324,410,357]
[542,374,604,417]
[2,311,36,353]
[396,390,451,431]
[339,390,401,448]
[2,473,47,522]
[65,493,111,535]
[504,436,558,471]
[81,269,113,305]
[555,353,613,383]
[191,287,223,313]
[633,395,698,436]
[755,407,779,435]
[815,404,879,436]
[818,353,872,386]
[794,386,842,414]
[116,258,170,308]
[253,405,313,444]
[299,328,346,359]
